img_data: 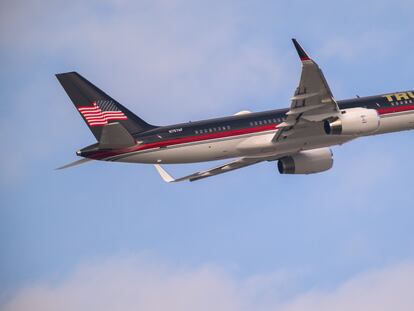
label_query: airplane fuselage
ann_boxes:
[79,90,414,164]
[56,40,413,182]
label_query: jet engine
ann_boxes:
[324,107,380,136]
[278,148,333,175]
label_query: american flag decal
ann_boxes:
[77,100,128,126]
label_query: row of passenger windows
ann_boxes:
[193,117,286,134]
[195,125,231,134]
[249,118,284,127]
[392,99,414,106]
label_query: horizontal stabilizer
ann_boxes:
[99,122,136,149]
[56,158,93,170]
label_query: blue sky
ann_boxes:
[1,0,414,310]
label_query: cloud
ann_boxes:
[281,262,414,311]
[0,0,290,187]
[2,257,414,311]
[1,0,290,122]
[1,258,252,311]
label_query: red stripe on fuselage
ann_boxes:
[89,124,279,160]
[88,105,414,160]
[377,105,414,115]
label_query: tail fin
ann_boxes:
[56,72,156,140]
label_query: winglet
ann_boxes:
[292,39,311,62]
[154,164,175,183]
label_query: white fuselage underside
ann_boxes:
[107,111,414,164]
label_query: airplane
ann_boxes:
[56,39,414,182]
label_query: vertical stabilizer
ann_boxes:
[56,72,156,140]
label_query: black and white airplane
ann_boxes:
[57,39,414,182]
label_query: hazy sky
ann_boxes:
[1,0,414,310]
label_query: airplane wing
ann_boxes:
[154,157,263,182]
[274,39,340,141]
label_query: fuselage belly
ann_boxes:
[111,111,414,164]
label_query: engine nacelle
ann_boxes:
[324,108,380,136]
[278,148,333,175]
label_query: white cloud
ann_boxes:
[280,262,414,311]
[0,0,291,186]
[2,257,414,311]
[1,0,290,122]
[1,0,411,185]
